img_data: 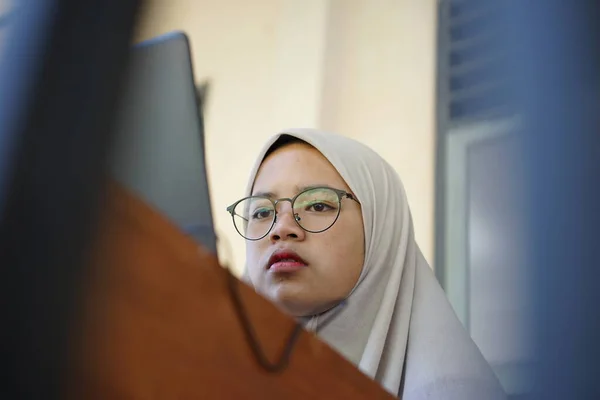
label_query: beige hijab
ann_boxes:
[242,129,506,399]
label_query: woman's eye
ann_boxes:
[252,209,273,220]
[308,202,333,212]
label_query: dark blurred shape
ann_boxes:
[196,80,211,113]
[505,0,600,399]
[438,0,599,398]
[0,0,142,399]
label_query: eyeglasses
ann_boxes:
[226,186,360,241]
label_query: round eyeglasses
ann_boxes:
[226,186,360,241]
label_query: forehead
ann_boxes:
[252,143,350,196]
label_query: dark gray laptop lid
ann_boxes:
[109,31,217,254]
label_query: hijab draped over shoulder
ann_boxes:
[242,129,506,399]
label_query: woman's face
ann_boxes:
[246,142,365,317]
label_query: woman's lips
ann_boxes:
[270,260,307,273]
[267,250,308,273]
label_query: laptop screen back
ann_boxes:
[108,31,217,254]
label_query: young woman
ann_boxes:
[226,129,506,399]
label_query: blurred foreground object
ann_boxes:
[506,0,600,399]
[69,180,394,399]
[0,1,142,398]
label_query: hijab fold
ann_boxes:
[243,129,506,399]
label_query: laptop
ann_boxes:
[108,30,217,255]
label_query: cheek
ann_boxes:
[245,243,262,277]
[322,220,365,279]
[346,219,366,279]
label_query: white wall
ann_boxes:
[136,0,437,276]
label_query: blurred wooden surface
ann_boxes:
[67,181,393,399]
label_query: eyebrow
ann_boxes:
[251,183,337,198]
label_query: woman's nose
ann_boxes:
[269,202,305,241]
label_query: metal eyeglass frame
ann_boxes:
[226,186,360,241]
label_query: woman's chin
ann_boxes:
[266,283,316,317]
[269,286,341,318]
